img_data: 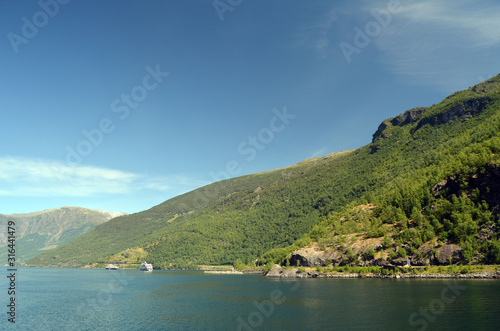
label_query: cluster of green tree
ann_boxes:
[28,74,500,269]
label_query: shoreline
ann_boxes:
[265,270,500,279]
[270,272,500,279]
[15,265,500,279]
[264,264,500,279]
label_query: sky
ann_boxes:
[1,0,499,215]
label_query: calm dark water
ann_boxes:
[2,267,500,330]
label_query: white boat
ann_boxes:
[139,262,153,271]
[105,264,118,270]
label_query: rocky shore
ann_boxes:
[265,264,500,279]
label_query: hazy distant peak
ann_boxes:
[4,206,127,218]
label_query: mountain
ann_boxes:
[264,74,500,269]
[0,207,126,264]
[28,149,368,268]
[28,74,500,269]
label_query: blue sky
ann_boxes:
[1,0,499,215]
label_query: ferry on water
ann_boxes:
[105,264,119,270]
[139,262,153,271]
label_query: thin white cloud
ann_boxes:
[0,157,207,198]
[396,1,500,44]
[0,157,136,183]
[310,148,328,159]
[297,1,500,90]
[293,7,340,58]
[367,0,500,91]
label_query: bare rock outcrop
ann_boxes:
[414,97,493,132]
[265,264,300,278]
[265,264,283,277]
[433,244,463,265]
[372,108,428,142]
[289,247,344,267]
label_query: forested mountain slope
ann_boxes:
[29,74,500,268]
[263,75,500,268]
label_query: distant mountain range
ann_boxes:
[0,207,126,264]
[28,74,500,269]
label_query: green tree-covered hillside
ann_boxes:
[29,74,500,269]
[263,75,500,268]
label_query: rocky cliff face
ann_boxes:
[414,97,495,132]
[289,246,342,267]
[372,95,496,143]
[372,108,428,142]
[286,241,464,269]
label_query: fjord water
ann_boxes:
[3,267,500,330]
